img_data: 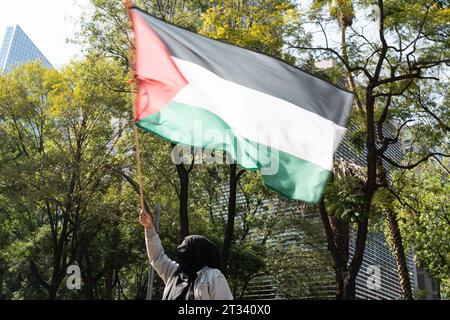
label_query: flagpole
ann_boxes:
[146,203,161,300]
[124,0,145,212]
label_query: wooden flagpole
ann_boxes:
[146,203,160,300]
[124,0,145,212]
[125,3,159,300]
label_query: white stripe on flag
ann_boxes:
[171,57,347,170]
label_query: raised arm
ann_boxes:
[139,210,178,284]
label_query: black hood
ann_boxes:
[176,235,220,277]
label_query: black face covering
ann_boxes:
[163,235,220,300]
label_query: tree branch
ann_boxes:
[377,120,413,155]
[29,259,51,292]
[187,151,196,174]
[236,169,246,181]
[416,87,450,132]
[375,73,439,86]
[104,164,156,213]
[385,186,420,215]
[373,77,414,98]
[434,156,450,175]
[373,0,388,82]
[285,43,373,80]
[381,153,450,170]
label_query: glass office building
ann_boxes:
[222,121,420,299]
[0,25,53,73]
[240,205,417,300]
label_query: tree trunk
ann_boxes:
[378,159,413,300]
[330,216,350,264]
[343,273,357,299]
[386,209,413,299]
[341,25,363,112]
[45,257,63,300]
[0,268,3,300]
[221,163,238,275]
[84,281,94,300]
[47,268,67,300]
[105,216,120,300]
[48,287,58,300]
[335,267,345,299]
[318,199,357,299]
[80,251,94,299]
[175,163,190,240]
[329,216,351,299]
[336,268,359,300]
[104,262,115,300]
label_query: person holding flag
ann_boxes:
[139,209,233,300]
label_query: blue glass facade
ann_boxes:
[237,125,418,299]
[0,25,53,73]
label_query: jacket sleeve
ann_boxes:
[144,228,178,285]
[210,272,234,300]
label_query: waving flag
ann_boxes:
[130,7,354,203]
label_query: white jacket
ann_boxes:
[145,228,233,300]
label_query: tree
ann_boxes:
[392,159,449,298]
[75,0,208,67]
[0,58,129,299]
[199,0,296,56]
[287,0,449,299]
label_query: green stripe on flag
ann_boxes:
[136,101,330,203]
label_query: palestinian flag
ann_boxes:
[130,7,354,203]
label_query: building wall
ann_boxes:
[240,124,421,299]
[241,210,417,300]
[415,266,441,300]
[352,227,416,299]
[0,25,53,73]
[0,27,14,71]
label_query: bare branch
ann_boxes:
[285,43,373,80]
[104,164,156,213]
[382,153,450,170]
[318,199,342,269]
[187,152,195,173]
[385,186,421,215]
[413,59,450,70]
[434,156,450,176]
[236,169,246,181]
[317,19,329,49]
[373,77,415,98]
[375,74,439,87]
[377,119,413,155]
[373,0,388,82]
[349,25,379,52]
[416,87,450,132]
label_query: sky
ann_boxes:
[0,0,90,68]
